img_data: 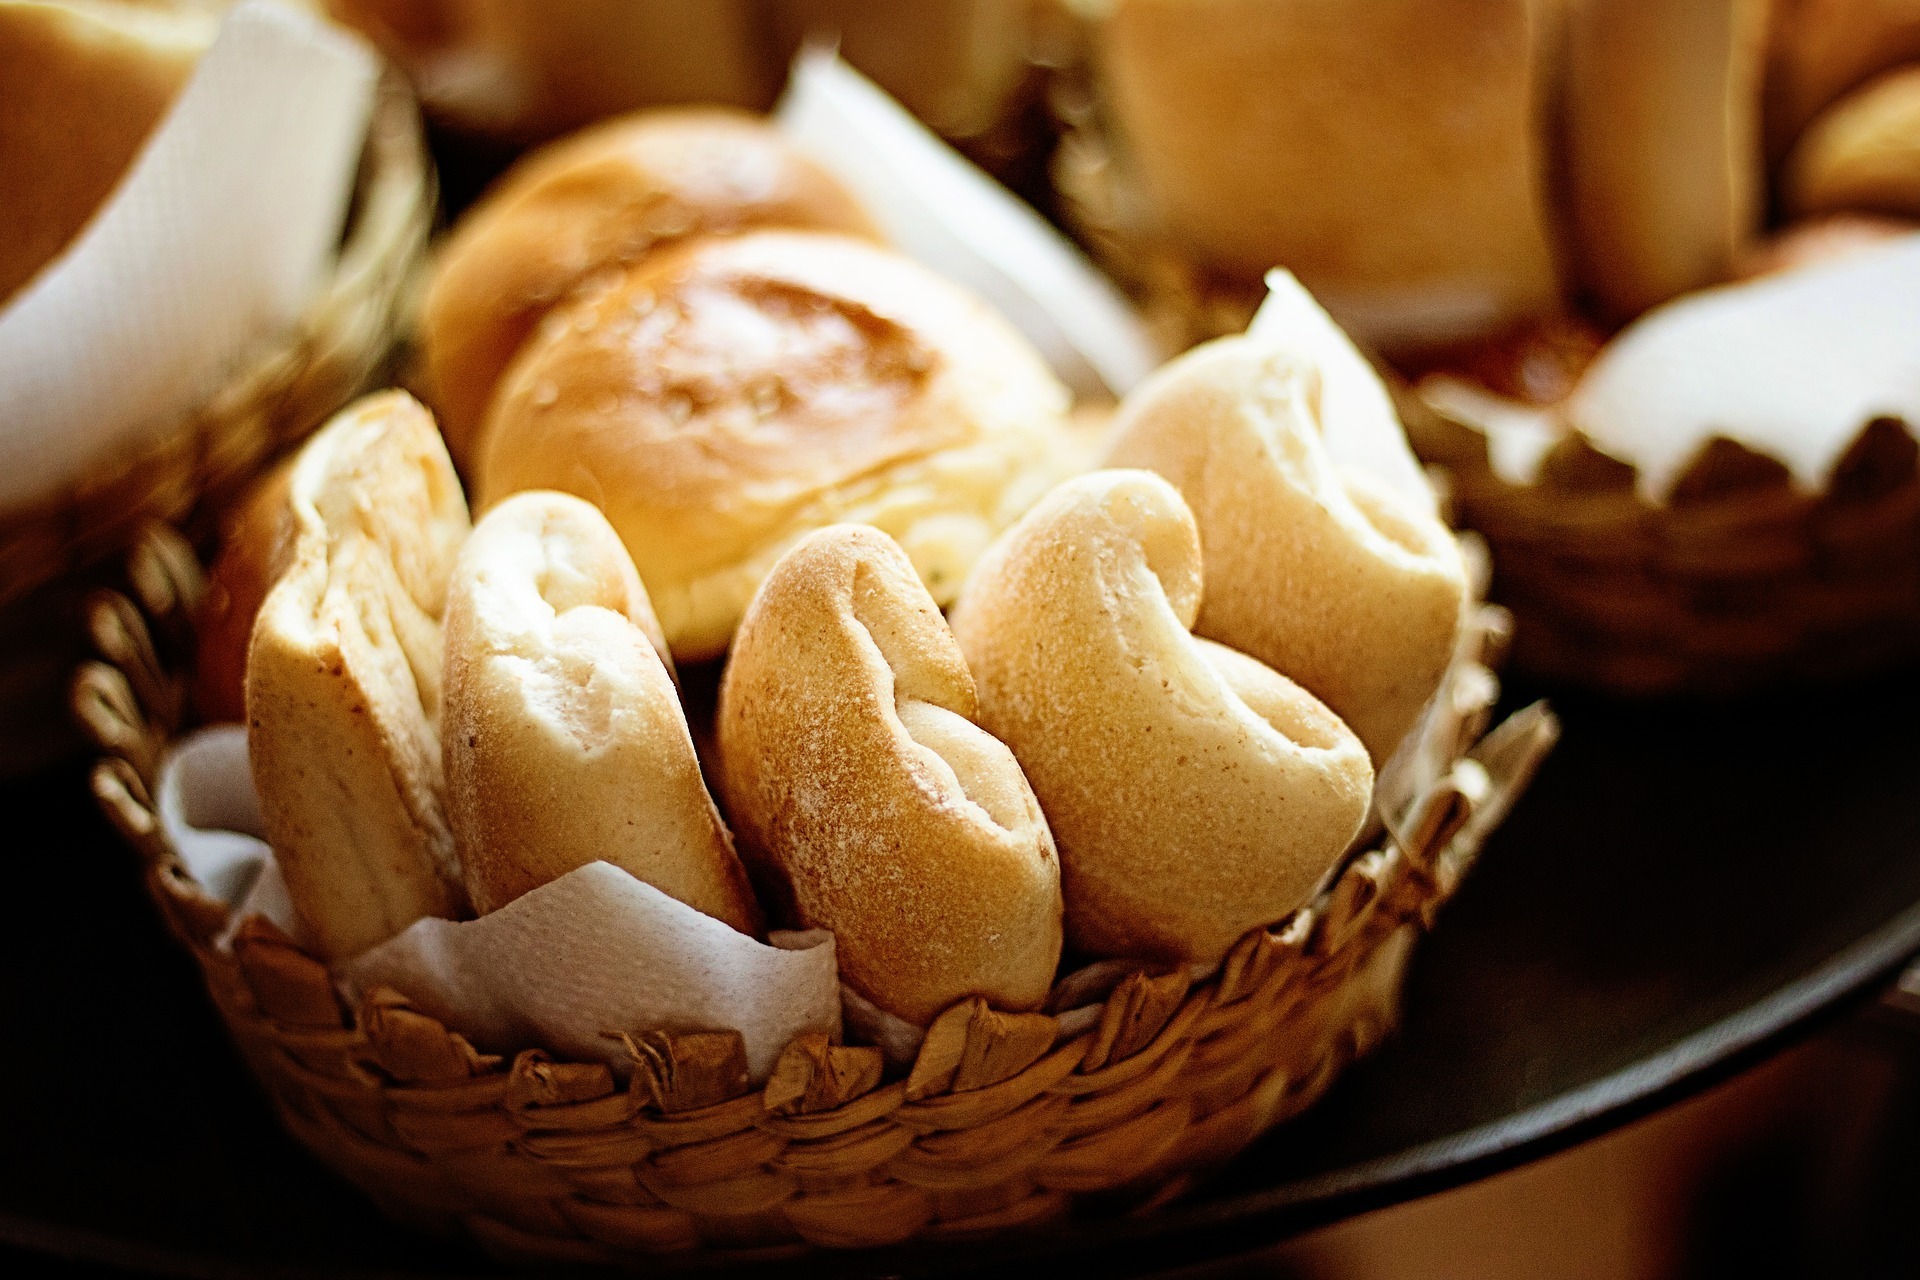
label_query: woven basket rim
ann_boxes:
[0,70,434,609]
[71,520,1558,1262]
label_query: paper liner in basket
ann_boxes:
[0,0,377,517]
[157,726,840,1083]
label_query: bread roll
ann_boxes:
[1105,336,1467,764]
[1560,0,1770,320]
[1765,0,1920,163]
[1092,0,1561,349]
[443,490,761,930]
[1785,65,1920,220]
[193,458,295,724]
[324,0,775,144]
[247,391,472,960]
[716,523,1061,1025]
[420,108,878,465]
[0,0,216,304]
[948,471,1372,966]
[480,230,1072,662]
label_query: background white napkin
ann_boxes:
[777,47,1161,404]
[157,727,840,1082]
[0,0,376,514]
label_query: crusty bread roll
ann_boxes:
[0,0,216,304]
[193,458,295,724]
[1092,0,1561,349]
[948,470,1372,966]
[443,490,761,930]
[419,108,878,465]
[1559,0,1770,320]
[1104,336,1467,765]
[1785,65,1920,220]
[247,391,472,960]
[1765,0,1920,163]
[716,523,1061,1025]
[480,229,1072,663]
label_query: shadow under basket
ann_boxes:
[1407,392,1920,697]
[0,73,433,776]
[73,525,1555,1266]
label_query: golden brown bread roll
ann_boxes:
[0,0,216,304]
[480,229,1072,663]
[419,108,879,465]
[1090,0,1561,349]
[1559,0,1770,320]
[193,457,295,724]
[948,470,1373,966]
[1785,65,1920,220]
[1765,0,1920,163]
[1105,335,1467,765]
[716,523,1061,1025]
[247,391,472,960]
[443,489,761,930]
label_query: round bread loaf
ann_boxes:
[419,108,878,465]
[246,392,472,960]
[443,489,761,930]
[948,470,1373,967]
[1105,335,1468,764]
[716,523,1062,1026]
[479,229,1072,663]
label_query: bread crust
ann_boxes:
[716,524,1062,1025]
[420,108,878,464]
[443,490,761,930]
[479,229,1071,662]
[246,391,472,960]
[1104,336,1467,764]
[948,470,1373,966]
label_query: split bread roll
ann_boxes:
[480,229,1072,663]
[420,108,878,466]
[1092,0,1561,348]
[1785,66,1920,219]
[443,490,761,930]
[716,523,1062,1025]
[949,471,1373,966]
[1105,336,1467,765]
[0,0,217,304]
[247,392,472,960]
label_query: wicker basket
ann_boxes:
[1405,391,1920,696]
[0,72,432,774]
[72,523,1554,1265]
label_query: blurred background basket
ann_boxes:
[0,71,432,776]
[72,523,1554,1265]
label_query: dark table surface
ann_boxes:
[6,668,1920,1278]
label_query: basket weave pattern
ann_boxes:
[74,526,1552,1265]
[1408,400,1920,695]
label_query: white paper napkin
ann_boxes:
[1249,270,1439,512]
[155,727,841,1082]
[1568,233,1920,500]
[0,0,376,514]
[776,47,1162,403]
